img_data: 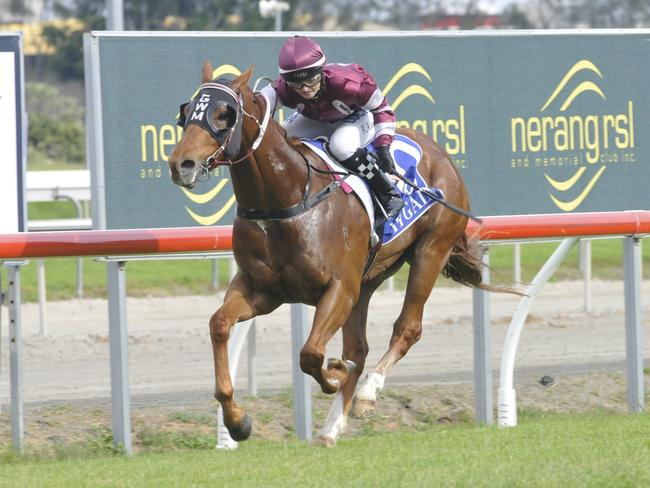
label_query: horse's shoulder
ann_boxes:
[287,137,304,150]
[289,138,324,162]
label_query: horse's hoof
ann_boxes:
[228,414,253,441]
[350,398,376,419]
[327,358,357,373]
[312,435,336,448]
[321,377,340,395]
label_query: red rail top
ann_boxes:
[0,226,233,259]
[466,210,650,241]
[0,211,648,260]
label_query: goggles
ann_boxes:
[285,73,322,90]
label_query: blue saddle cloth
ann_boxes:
[303,134,443,245]
[374,135,443,244]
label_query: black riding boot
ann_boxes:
[339,148,404,220]
[367,170,405,219]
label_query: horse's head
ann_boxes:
[168,61,254,188]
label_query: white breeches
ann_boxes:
[282,110,374,161]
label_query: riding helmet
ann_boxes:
[278,36,326,83]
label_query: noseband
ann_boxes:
[177,82,272,173]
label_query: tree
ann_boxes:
[501,5,533,29]
[41,16,105,81]
[26,82,86,164]
[532,0,650,28]
[41,0,285,80]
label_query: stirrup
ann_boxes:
[378,193,404,219]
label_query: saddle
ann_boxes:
[300,134,444,245]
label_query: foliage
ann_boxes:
[40,0,286,80]
[36,0,650,81]
[501,4,534,29]
[25,82,85,165]
[41,15,104,81]
[533,0,650,28]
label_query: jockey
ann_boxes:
[259,35,405,220]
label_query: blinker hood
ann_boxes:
[177,83,243,160]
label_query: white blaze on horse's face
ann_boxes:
[168,125,218,189]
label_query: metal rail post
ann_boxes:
[0,269,2,416]
[0,268,3,415]
[623,237,644,412]
[54,195,85,298]
[513,243,521,283]
[5,262,26,451]
[107,260,132,454]
[579,240,592,313]
[106,0,124,30]
[247,323,257,396]
[37,260,47,335]
[498,238,578,427]
[211,258,219,291]
[472,248,492,425]
[291,303,312,441]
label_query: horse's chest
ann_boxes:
[234,223,329,298]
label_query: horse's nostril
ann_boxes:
[181,160,195,170]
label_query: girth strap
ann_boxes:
[236,179,343,220]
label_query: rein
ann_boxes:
[393,173,483,224]
[236,157,350,220]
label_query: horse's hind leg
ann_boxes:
[210,273,279,441]
[313,285,375,447]
[352,237,455,419]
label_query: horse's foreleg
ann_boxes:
[300,280,359,395]
[314,287,373,447]
[211,274,279,441]
[353,239,454,419]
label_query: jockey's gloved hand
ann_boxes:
[375,145,396,174]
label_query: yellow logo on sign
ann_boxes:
[510,59,636,211]
[385,63,467,166]
[382,63,436,109]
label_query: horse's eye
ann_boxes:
[214,107,236,128]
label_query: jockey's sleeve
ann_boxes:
[259,84,282,115]
[361,84,396,147]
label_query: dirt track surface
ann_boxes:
[1,279,648,407]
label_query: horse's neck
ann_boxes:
[229,100,307,211]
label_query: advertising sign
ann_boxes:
[85,31,649,229]
[0,32,25,233]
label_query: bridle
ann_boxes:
[177,81,272,175]
[176,78,348,222]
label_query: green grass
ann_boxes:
[0,412,648,487]
[4,258,234,302]
[27,157,85,172]
[487,238,650,284]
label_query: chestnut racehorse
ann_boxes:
[169,62,491,447]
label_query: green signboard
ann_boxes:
[84,31,650,230]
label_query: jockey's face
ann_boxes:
[287,73,322,100]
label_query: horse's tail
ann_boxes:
[443,234,522,295]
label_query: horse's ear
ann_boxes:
[232,66,254,92]
[202,61,213,83]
